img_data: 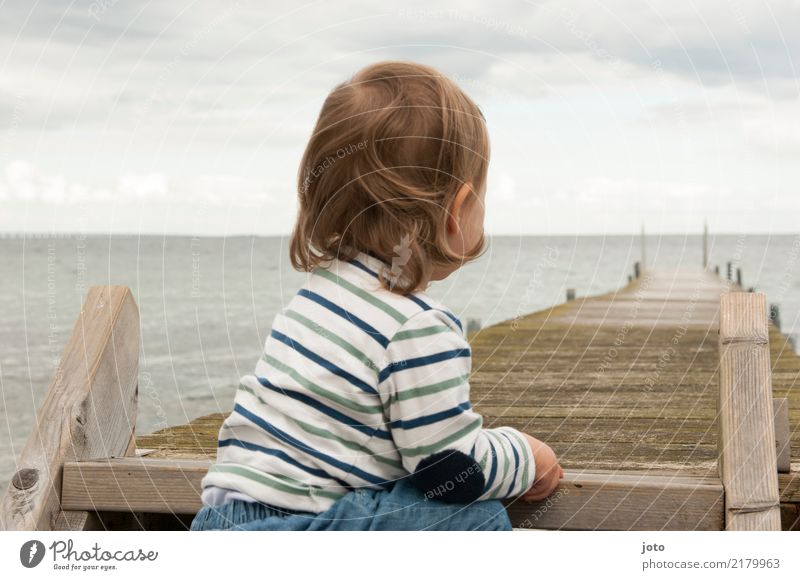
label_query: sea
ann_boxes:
[1,233,798,490]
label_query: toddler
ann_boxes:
[191,60,563,531]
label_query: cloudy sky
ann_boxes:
[0,0,798,235]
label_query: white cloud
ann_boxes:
[573,177,722,206]
[492,172,517,202]
[741,105,800,157]
[4,161,38,201]
[118,173,168,201]
[0,161,278,207]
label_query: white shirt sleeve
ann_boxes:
[378,307,536,501]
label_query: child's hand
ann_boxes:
[520,433,564,502]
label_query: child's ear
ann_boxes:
[446,182,473,235]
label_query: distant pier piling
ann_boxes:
[770,304,782,331]
[640,224,646,272]
[466,318,482,334]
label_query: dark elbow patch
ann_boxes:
[409,449,486,503]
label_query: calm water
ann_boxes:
[1,233,799,489]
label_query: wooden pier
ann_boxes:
[2,266,799,530]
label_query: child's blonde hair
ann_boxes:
[290,60,489,294]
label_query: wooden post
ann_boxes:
[566,288,575,301]
[736,267,743,288]
[640,223,646,271]
[703,221,709,270]
[0,286,139,530]
[715,265,720,276]
[726,262,732,281]
[769,304,781,331]
[633,261,640,279]
[717,293,781,530]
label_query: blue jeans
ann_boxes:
[190,479,512,531]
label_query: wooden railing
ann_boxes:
[0,286,139,530]
[0,285,793,530]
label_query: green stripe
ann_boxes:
[393,325,452,341]
[262,353,384,414]
[398,418,482,457]
[291,417,403,470]
[284,308,378,372]
[478,448,489,472]
[506,430,531,494]
[209,464,344,500]
[237,382,401,471]
[314,267,407,323]
[232,384,402,471]
[493,431,511,498]
[387,374,469,405]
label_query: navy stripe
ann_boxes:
[233,403,390,486]
[389,402,472,430]
[297,288,389,348]
[349,258,379,279]
[256,376,391,440]
[351,258,464,332]
[218,438,350,487]
[406,294,463,331]
[440,310,463,331]
[406,294,432,311]
[378,348,471,383]
[501,432,521,496]
[271,329,377,395]
[483,438,499,494]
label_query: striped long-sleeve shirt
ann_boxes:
[200,251,536,513]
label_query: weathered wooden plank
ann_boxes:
[62,457,724,530]
[778,468,800,503]
[63,458,207,514]
[0,286,139,531]
[717,293,781,530]
[133,267,800,530]
[505,469,725,531]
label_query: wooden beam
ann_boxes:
[0,286,139,530]
[717,292,781,530]
[63,457,208,514]
[505,470,724,531]
[62,457,725,529]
